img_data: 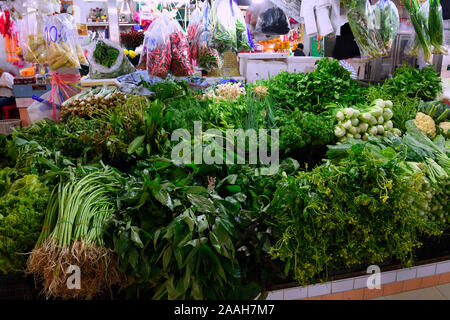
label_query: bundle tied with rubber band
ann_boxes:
[26,168,126,300]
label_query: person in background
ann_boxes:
[332,23,360,80]
[0,68,15,119]
[293,43,305,56]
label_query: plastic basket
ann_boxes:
[0,119,21,135]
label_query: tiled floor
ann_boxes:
[371,283,450,300]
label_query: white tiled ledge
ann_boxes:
[260,259,450,300]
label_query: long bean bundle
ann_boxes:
[27,166,124,300]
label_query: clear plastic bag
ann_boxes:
[16,11,47,64]
[210,0,237,53]
[44,14,80,70]
[196,2,223,71]
[63,14,89,66]
[86,38,135,79]
[372,0,399,52]
[140,16,172,78]
[167,19,194,77]
[343,0,387,59]
[402,0,432,64]
[231,0,252,51]
[427,0,448,55]
[187,7,202,63]
[255,0,290,36]
[37,0,60,15]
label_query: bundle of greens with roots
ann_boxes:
[26,167,125,299]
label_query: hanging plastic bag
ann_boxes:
[402,0,432,64]
[187,6,203,63]
[37,0,60,15]
[427,0,448,55]
[255,0,290,36]
[43,14,81,70]
[63,14,89,66]
[196,2,223,71]
[372,0,399,52]
[140,16,172,78]
[343,0,387,59]
[167,19,194,77]
[16,11,47,64]
[86,38,135,79]
[231,0,252,51]
[210,0,237,53]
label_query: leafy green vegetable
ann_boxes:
[93,40,120,68]
[0,174,49,274]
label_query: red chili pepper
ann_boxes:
[169,30,194,77]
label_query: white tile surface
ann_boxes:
[266,290,284,300]
[380,271,397,285]
[436,261,450,275]
[354,275,370,289]
[308,283,331,297]
[397,268,417,282]
[331,279,354,293]
[283,286,308,300]
[416,264,437,278]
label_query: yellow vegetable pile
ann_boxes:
[48,42,79,70]
[25,33,47,64]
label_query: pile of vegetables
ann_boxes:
[0,173,49,275]
[203,82,246,101]
[60,86,126,120]
[1,57,449,301]
[120,30,145,50]
[333,99,402,142]
[93,40,120,68]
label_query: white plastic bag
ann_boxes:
[187,6,203,63]
[231,0,252,51]
[63,14,89,66]
[87,38,135,79]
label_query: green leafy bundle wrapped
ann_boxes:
[372,0,400,52]
[401,0,432,64]
[428,0,448,55]
[343,0,388,59]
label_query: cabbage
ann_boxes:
[351,118,359,126]
[368,126,378,135]
[377,116,385,124]
[377,125,385,134]
[362,133,369,141]
[384,120,393,131]
[385,100,393,108]
[346,133,354,138]
[368,116,378,126]
[336,111,345,121]
[370,107,383,117]
[342,120,352,130]
[344,108,355,119]
[374,99,385,108]
[354,134,362,139]
[383,108,393,120]
[334,126,346,138]
[392,128,402,136]
[360,112,372,122]
[352,110,361,119]
[359,123,369,133]
[349,126,358,135]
